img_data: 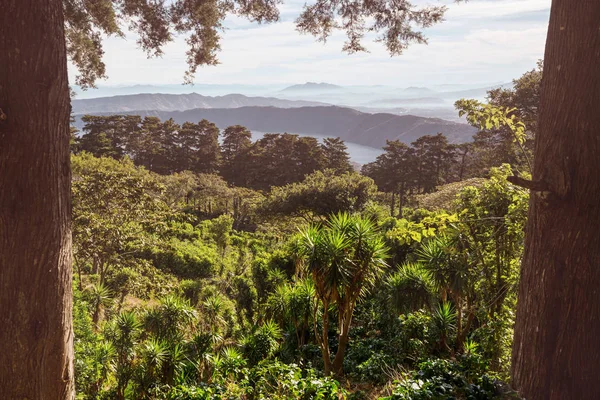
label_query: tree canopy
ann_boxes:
[64,0,451,87]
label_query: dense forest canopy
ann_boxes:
[3,0,600,398]
[63,66,538,399]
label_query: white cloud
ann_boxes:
[68,0,550,87]
[444,0,550,19]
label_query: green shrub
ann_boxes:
[246,360,345,400]
[144,238,217,278]
[382,358,502,400]
[166,383,227,400]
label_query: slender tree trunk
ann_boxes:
[458,145,469,181]
[332,330,349,376]
[0,0,74,398]
[455,295,463,351]
[322,308,333,375]
[390,191,395,217]
[398,183,405,218]
[314,300,333,375]
[457,297,474,349]
[92,304,104,331]
[511,2,600,399]
[332,304,355,376]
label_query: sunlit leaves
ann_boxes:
[386,213,458,246]
[455,100,527,146]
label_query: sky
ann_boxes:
[68,0,551,88]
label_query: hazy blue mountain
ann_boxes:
[279,82,344,93]
[402,86,437,96]
[74,105,476,149]
[72,93,328,114]
[366,97,446,106]
[72,83,289,99]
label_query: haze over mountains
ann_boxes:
[72,93,327,114]
[73,105,476,150]
[72,81,501,161]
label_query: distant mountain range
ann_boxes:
[366,97,446,106]
[74,105,476,149]
[280,82,344,93]
[72,93,328,114]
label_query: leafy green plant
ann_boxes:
[242,320,283,365]
[382,358,501,400]
[433,302,457,353]
[386,263,436,314]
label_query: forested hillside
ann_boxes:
[5,0,600,396]
[69,66,540,399]
[73,106,476,149]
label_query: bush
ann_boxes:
[144,238,217,278]
[246,360,345,400]
[382,357,502,400]
[166,383,227,400]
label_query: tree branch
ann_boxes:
[507,175,547,192]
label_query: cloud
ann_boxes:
[68,0,550,87]
[444,0,550,19]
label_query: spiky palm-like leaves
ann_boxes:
[82,341,115,397]
[417,236,474,351]
[294,212,389,376]
[133,338,169,397]
[199,293,234,337]
[267,279,317,349]
[144,295,197,342]
[433,302,457,353]
[417,236,468,301]
[142,339,168,373]
[104,311,142,400]
[386,262,436,314]
[213,347,246,380]
[242,320,283,366]
[266,283,291,324]
[87,282,113,329]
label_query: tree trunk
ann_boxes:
[390,191,395,217]
[314,300,333,376]
[398,183,405,218]
[332,330,349,376]
[321,311,333,375]
[457,297,474,350]
[332,305,354,376]
[511,2,600,399]
[0,1,73,398]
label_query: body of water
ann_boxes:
[251,131,383,165]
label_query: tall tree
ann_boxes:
[320,137,353,174]
[79,115,142,159]
[296,213,388,376]
[510,2,600,398]
[221,125,253,187]
[411,133,455,193]
[176,120,221,174]
[244,133,325,190]
[362,140,415,216]
[455,64,542,178]
[0,0,457,395]
[0,1,74,398]
[130,117,178,174]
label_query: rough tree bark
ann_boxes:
[0,0,74,398]
[331,302,355,376]
[511,1,600,399]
